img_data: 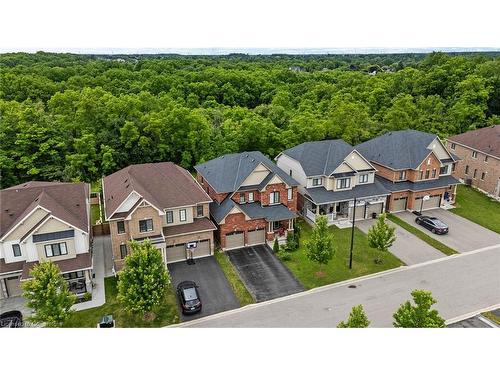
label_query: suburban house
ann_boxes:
[0,181,92,300]
[195,151,299,250]
[276,140,390,225]
[356,129,460,212]
[102,162,215,270]
[446,125,500,198]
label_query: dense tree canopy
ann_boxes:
[1,51,499,188]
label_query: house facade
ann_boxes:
[276,140,390,225]
[0,181,92,300]
[195,151,298,250]
[103,162,215,271]
[446,125,500,197]
[356,130,460,212]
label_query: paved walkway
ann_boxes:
[178,245,500,327]
[356,219,445,265]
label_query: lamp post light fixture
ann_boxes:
[349,197,356,269]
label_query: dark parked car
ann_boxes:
[177,281,202,315]
[0,311,23,328]
[415,216,449,234]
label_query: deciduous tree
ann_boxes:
[393,290,445,328]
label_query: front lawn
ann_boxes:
[451,185,500,234]
[215,250,254,306]
[281,219,404,289]
[64,277,180,327]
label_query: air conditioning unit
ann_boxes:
[465,179,472,186]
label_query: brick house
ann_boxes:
[102,162,215,271]
[195,151,298,250]
[356,130,461,212]
[446,125,500,198]
[0,181,92,300]
[276,140,390,225]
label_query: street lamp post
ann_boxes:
[349,196,356,269]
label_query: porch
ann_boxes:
[266,218,295,246]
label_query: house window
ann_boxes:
[359,174,369,183]
[397,171,406,181]
[269,191,280,204]
[179,209,187,222]
[117,221,125,234]
[472,151,477,158]
[485,156,488,163]
[44,242,68,257]
[287,188,293,200]
[425,170,430,179]
[473,169,477,179]
[312,178,322,187]
[419,171,424,180]
[465,165,469,175]
[440,166,448,175]
[139,219,153,232]
[481,172,486,180]
[196,205,204,217]
[120,244,128,259]
[248,192,254,202]
[12,244,21,257]
[432,169,437,178]
[336,178,350,189]
[166,211,174,224]
[239,194,245,204]
[451,143,456,150]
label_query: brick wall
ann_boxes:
[260,183,297,211]
[218,213,267,249]
[411,153,441,182]
[196,174,229,203]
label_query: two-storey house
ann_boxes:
[356,130,460,212]
[0,181,92,300]
[446,125,500,198]
[276,140,390,225]
[195,151,299,250]
[102,162,215,270]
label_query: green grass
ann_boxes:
[64,277,180,327]
[90,204,101,225]
[387,214,458,256]
[90,180,101,193]
[483,311,500,326]
[215,250,255,306]
[281,219,404,289]
[451,185,500,234]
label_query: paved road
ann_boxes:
[356,219,445,265]
[179,245,500,327]
[395,209,500,253]
[227,245,305,302]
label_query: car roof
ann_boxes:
[178,280,197,288]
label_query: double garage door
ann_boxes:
[415,194,441,211]
[225,231,245,250]
[166,240,211,264]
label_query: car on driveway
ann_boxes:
[0,311,23,328]
[415,216,449,234]
[177,281,202,315]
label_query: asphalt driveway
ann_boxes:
[395,209,500,253]
[356,219,445,265]
[168,257,240,321]
[227,245,305,302]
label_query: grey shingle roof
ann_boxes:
[375,175,460,192]
[304,179,390,204]
[239,203,297,221]
[281,139,355,176]
[356,130,439,170]
[195,151,298,193]
[209,198,236,223]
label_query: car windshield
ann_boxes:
[182,287,198,301]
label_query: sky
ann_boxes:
[1,0,499,53]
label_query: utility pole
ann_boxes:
[349,197,356,269]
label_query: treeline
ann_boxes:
[1,51,499,188]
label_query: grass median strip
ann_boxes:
[387,214,458,256]
[215,250,255,306]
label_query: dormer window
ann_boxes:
[359,174,369,184]
[336,178,350,189]
[248,192,254,202]
[312,178,322,187]
[397,171,406,181]
[239,194,245,204]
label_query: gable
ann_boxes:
[344,151,374,171]
[240,163,271,187]
[113,191,141,214]
[3,207,49,242]
[333,162,355,174]
[427,138,452,161]
[35,216,74,235]
[417,151,441,170]
[220,205,250,223]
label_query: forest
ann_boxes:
[0,51,499,188]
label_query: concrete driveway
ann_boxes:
[227,245,305,302]
[395,209,500,253]
[168,257,240,321]
[356,219,445,265]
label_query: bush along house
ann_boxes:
[195,151,299,250]
[276,140,390,226]
[102,162,215,270]
[0,181,92,301]
[355,130,461,212]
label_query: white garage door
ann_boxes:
[5,276,22,297]
[247,228,265,246]
[193,239,211,259]
[225,231,244,250]
[166,244,186,263]
[365,202,384,218]
[416,194,441,211]
[350,204,365,221]
[392,197,407,212]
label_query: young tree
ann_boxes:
[306,215,335,268]
[273,237,280,253]
[367,213,396,263]
[393,290,445,328]
[337,305,371,328]
[22,261,76,327]
[117,240,170,318]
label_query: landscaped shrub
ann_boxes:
[273,238,280,253]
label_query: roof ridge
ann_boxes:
[323,141,333,175]
[233,154,244,191]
